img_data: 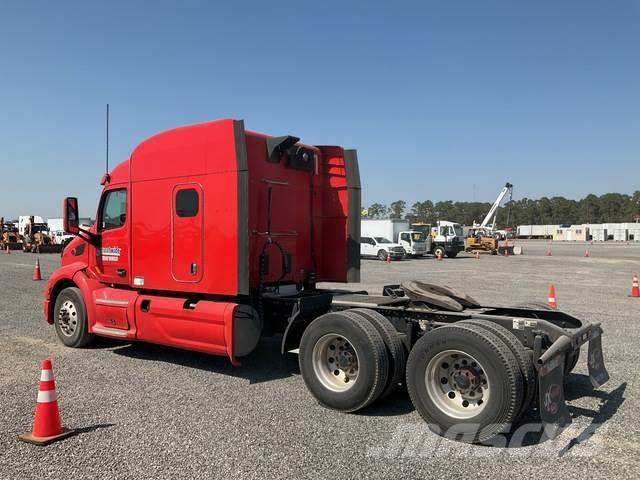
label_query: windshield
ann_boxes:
[411,232,425,242]
[32,224,48,233]
[374,237,392,244]
[411,224,430,235]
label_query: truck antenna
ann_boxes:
[101,104,111,185]
[106,103,110,173]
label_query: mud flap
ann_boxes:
[538,354,571,438]
[588,329,609,388]
[280,293,333,354]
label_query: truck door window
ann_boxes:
[401,233,410,242]
[99,189,127,230]
[176,188,199,217]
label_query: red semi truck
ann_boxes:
[44,119,608,443]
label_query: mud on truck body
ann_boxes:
[44,118,608,443]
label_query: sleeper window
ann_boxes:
[176,188,199,217]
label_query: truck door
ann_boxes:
[172,184,203,282]
[399,232,410,252]
[95,187,129,285]
[440,225,451,243]
[360,237,373,256]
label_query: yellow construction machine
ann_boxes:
[0,217,21,251]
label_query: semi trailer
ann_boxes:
[44,118,608,443]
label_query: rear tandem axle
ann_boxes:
[274,281,608,443]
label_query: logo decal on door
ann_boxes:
[98,246,122,262]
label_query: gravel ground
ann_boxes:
[1,240,639,479]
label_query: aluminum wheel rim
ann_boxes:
[58,300,78,337]
[425,349,490,419]
[312,334,359,392]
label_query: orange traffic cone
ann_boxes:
[18,359,75,445]
[475,251,480,259]
[547,284,558,309]
[437,250,443,261]
[5,244,10,254]
[33,258,42,281]
[386,252,392,264]
[584,250,590,257]
[546,242,552,256]
[630,274,640,298]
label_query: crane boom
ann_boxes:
[480,182,513,228]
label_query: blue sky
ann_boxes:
[0,0,638,219]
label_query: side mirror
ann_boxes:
[63,197,80,235]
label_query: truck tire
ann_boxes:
[53,287,95,348]
[349,308,406,398]
[445,251,458,258]
[377,250,388,261]
[406,323,524,443]
[460,319,535,417]
[433,246,445,259]
[299,311,389,413]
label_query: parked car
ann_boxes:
[360,235,405,261]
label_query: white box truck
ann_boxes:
[361,219,429,259]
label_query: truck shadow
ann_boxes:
[110,335,300,384]
[97,338,626,446]
[497,374,625,450]
[101,336,417,414]
[360,388,415,417]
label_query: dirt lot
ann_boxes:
[1,240,639,479]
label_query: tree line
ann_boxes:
[363,192,640,227]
